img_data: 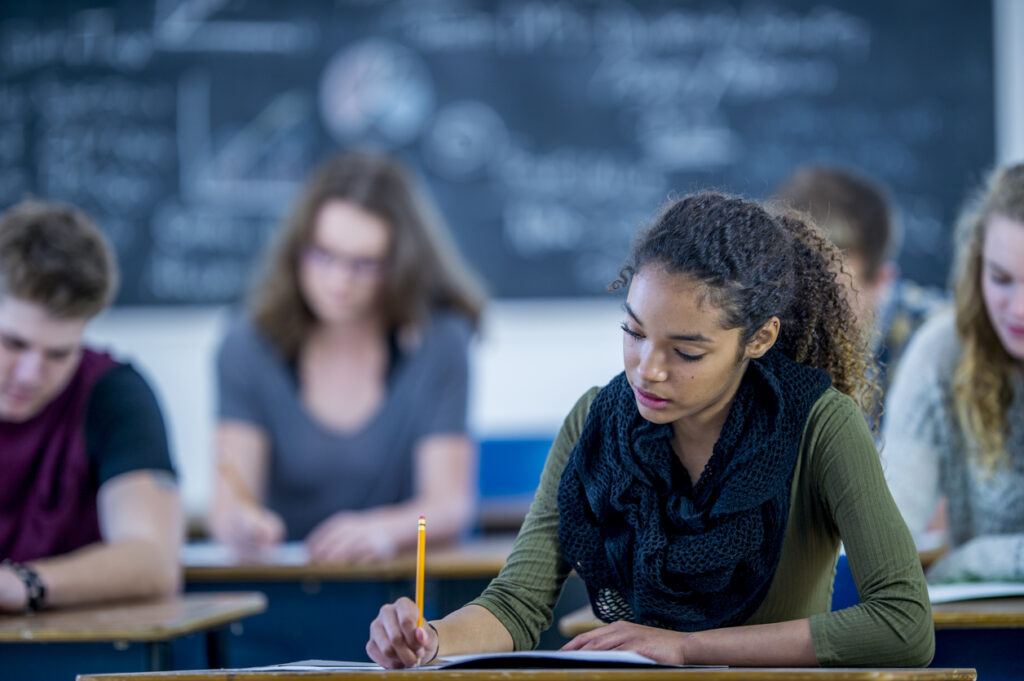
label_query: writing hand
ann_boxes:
[223,503,285,556]
[367,596,437,668]
[306,511,397,564]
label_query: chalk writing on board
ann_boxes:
[0,0,994,303]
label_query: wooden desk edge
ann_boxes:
[184,537,515,582]
[76,668,978,681]
[0,592,267,643]
[933,612,1024,629]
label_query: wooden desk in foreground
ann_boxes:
[0,592,266,678]
[77,666,977,681]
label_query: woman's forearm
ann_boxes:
[434,604,515,658]
[686,618,817,666]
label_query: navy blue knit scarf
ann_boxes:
[557,349,831,631]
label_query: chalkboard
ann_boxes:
[0,0,994,303]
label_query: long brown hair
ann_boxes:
[951,163,1024,468]
[250,150,486,359]
[613,192,879,431]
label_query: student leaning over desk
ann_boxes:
[207,150,485,564]
[883,163,1024,583]
[0,201,182,612]
[367,192,934,668]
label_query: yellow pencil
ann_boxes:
[416,515,426,627]
[218,457,258,508]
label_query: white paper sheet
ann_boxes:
[928,581,1024,604]
[180,540,310,566]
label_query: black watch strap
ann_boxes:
[2,559,47,613]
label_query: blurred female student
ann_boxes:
[367,193,933,667]
[883,163,1024,583]
[207,151,485,563]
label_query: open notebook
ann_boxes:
[244,650,724,671]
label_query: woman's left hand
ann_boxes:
[561,620,693,666]
[306,511,398,564]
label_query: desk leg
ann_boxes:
[206,627,229,668]
[146,641,173,671]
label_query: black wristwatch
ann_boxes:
[2,559,47,613]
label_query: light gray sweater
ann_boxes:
[882,309,1024,582]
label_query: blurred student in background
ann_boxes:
[0,201,182,612]
[884,163,1024,582]
[208,150,485,564]
[777,166,946,398]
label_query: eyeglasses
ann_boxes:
[302,245,387,278]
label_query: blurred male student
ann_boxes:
[777,165,947,397]
[0,200,182,613]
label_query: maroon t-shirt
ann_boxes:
[1,349,127,561]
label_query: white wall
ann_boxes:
[85,299,625,516]
[995,0,1024,163]
[85,1,1024,518]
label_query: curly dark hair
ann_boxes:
[612,192,879,429]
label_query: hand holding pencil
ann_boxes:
[365,515,438,668]
[217,458,285,553]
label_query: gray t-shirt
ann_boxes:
[216,311,471,539]
[882,308,1024,582]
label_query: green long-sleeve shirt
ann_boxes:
[470,387,934,667]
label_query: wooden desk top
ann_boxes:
[184,535,516,582]
[932,597,1024,629]
[76,667,977,681]
[0,591,266,643]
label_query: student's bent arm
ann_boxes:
[368,599,512,668]
[4,470,183,610]
[814,395,934,667]
[306,433,475,563]
[207,420,285,551]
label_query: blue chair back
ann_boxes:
[831,552,860,610]
[478,437,553,498]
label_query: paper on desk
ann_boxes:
[247,651,720,671]
[180,540,309,566]
[928,581,1024,603]
[434,650,669,668]
[241,660,383,671]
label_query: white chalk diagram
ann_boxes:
[153,0,315,53]
[319,39,435,147]
[422,100,508,180]
[145,71,315,301]
[176,72,312,210]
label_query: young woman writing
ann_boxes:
[367,192,933,666]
